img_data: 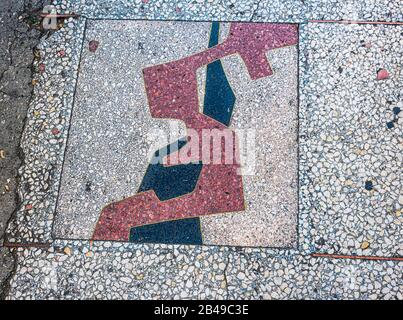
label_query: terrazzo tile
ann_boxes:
[53,20,298,246]
[299,23,402,257]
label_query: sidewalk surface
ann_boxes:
[0,0,402,299]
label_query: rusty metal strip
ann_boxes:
[3,242,51,249]
[39,13,79,18]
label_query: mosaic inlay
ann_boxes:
[53,20,299,247]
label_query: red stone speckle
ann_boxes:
[377,69,389,80]
[38,63,45,73]
[89,40,99,53]
[51,128,60,135]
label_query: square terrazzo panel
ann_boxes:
[53,20,299,247]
